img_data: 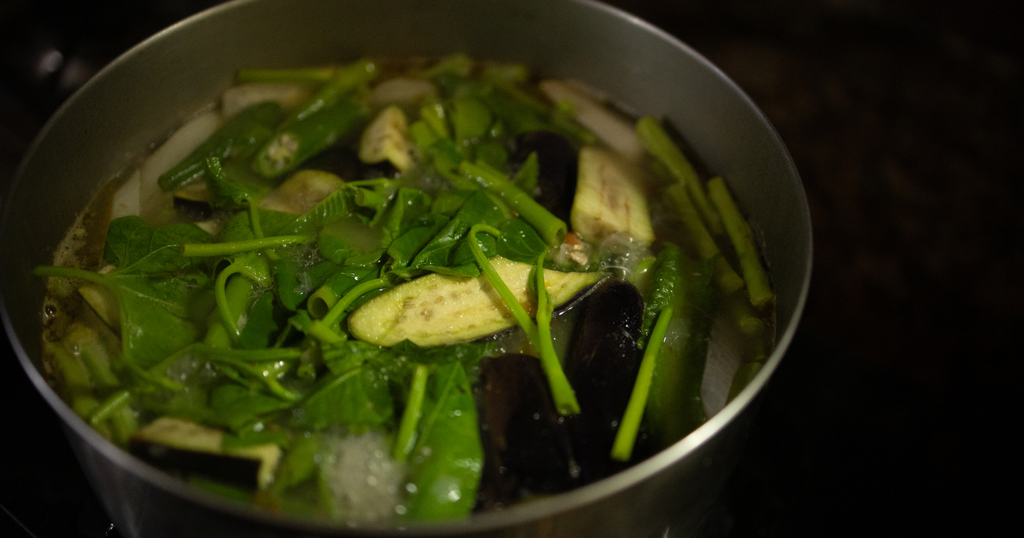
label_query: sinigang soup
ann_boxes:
[36,55,774,523]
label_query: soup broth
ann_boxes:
[36,55,774,524]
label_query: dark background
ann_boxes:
[2,0,1020,536]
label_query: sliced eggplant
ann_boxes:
[130,417,281,490]
[565,279,645,483]
[571,147,655,245]
[512,130,578,223]
[475,354,578,510]
[348,256,601,347]
[79,282,119,332]
[173,182,214,221]
[258,169,344,215]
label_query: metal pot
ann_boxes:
[0,0,811,536]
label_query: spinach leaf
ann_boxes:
[405,362,482,519]
[321,340,391,375]
[386,214,450,273]
[391,340,500,371]
[238,291,283,350]
[112,273,209,368]
[275,188,355,236]
[209,383,292,431]
[296,366,394,432]
[103,216,211,274]
[317,215,387,266]
[496,217,547,264]
[410,189,509,274]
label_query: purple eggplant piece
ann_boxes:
[130,439,262,490]
[566,279,645,483]
[512,130,578,223]
[475,354,579,510]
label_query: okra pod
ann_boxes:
[255,100,367,178]
[159,102,283,192]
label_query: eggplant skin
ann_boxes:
[475,354,578,510]
[512,130,578,223]
[565,279,645,483]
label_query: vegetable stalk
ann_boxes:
[393,364,429,462]
[636,116,723,235]
[468,225,579,415]
[459,161,567,246]
[611,306,673,461]
[706,177,774,310]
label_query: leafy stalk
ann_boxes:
[706,177,774,310]
[308,277,393,343]
[636,116,723,235]
[665,183,743,293]
[467,225,579,415]
[610,307,673,461]
[181,235,314,257]
[393,364,429,462]
[459,161,567,246]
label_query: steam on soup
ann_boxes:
[36,55,774,523]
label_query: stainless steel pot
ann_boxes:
[0,0,812,536]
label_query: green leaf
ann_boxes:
[238,291,283,350]
[386,214,450,272]
[409,189,508,272]
[321,340,391,375]
[296,367,394,432]
[391,340,500,370]
[209,383,293,431]
[111,273,208,369]
[496,217,547,264]
[405,362,482,519]
[103,216,211,274]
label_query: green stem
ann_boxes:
[207,356,298,401]
[636,116,723,235]
[459,161,567,246]
[33,266,109,287]
[706,177,774,310]
[533,253,580,415]
[393,364,429,462]
[468,225,579,415]
[181,235,314,258]
[321,277,391,327]
[467,225,538,342]
[665,183,743,293]
[611,306,673,461]
[236,67,336,84]
[215,264,246,341]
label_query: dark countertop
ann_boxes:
[2,1,1020,536]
